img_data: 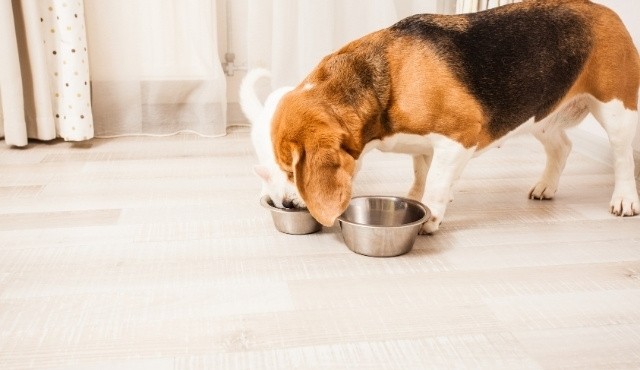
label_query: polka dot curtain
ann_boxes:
[0,0,93,146]
[43,1,93,141]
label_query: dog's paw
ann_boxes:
[419,216,441,235]
[609,193,640,217]
[529,182,557,200]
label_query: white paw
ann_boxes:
[419,216,441,235]
[529,182,557,200]
[609,193,640,217]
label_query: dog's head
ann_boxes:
[271,89,358,226]
[248,86,304,209]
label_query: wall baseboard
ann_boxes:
[227,102,248,126]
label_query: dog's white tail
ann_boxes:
[239,68,271,125]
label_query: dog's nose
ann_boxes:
[282,199,295,209]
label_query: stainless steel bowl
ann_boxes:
[260,196,322,235]
[338,196,430,257]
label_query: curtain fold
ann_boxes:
[0,0,93,146]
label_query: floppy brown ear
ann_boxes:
[294,145,356,226]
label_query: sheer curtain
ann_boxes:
[84,0,227,138]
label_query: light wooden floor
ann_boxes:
[1,126,639,370]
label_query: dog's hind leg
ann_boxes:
[589,98,639,216]
[419,136,475,234]
[407,154,431,201]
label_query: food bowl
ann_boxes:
[337,196,430,257]
[260,196,322,235]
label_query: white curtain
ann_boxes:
[0,0,93,147]
[84,0,227,138]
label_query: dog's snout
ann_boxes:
[282,199,295,209]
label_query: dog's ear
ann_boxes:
[253,164,271,182]
[294,144,356,226]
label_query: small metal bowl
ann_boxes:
[260,196,322,235]
[338,196,430,257]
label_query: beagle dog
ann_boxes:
[253,0,640,234]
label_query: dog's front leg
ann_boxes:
[420,136,476,234]
[529,129,573,200]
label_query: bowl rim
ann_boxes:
[260,195,311,214]
[337,195,430,229]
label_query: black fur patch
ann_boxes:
[391,4,593,138]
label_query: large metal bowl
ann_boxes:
[260,196,322,235]
[338,196,430,257]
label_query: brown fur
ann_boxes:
[384,39,488,148]
[563,1,640,110]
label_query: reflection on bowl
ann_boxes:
[260,196,322,235]
[338,196,429,257]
